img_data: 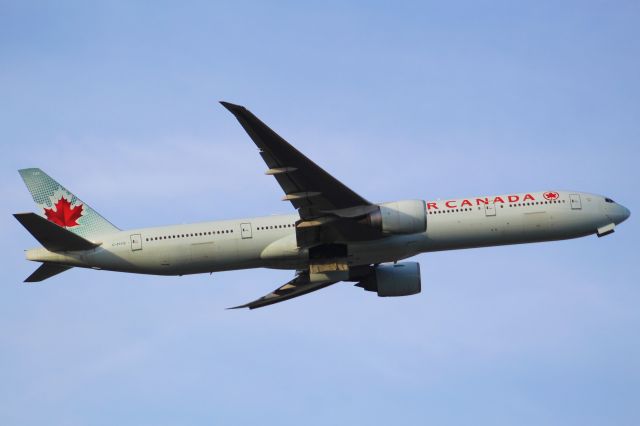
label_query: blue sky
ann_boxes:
[1,1,639,425]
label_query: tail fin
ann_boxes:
[19,168,119,239]
[24,263,73,282]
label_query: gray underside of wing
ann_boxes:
[220,101,372,219]
[229,273,337,310]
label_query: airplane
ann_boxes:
[13,102,631,309]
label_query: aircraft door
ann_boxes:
[130,234,142,251]
[484,203,496,216]
[569,193,582,210]
[240,223,252,239]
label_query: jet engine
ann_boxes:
[355,262,421,297]
[361,200,427,234]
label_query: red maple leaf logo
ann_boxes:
[543,191,559,200]
[44,197,83,227]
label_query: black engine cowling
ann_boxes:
[356,262,421,297]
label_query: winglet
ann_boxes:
[226,304,250,310]
[219,101,245,114]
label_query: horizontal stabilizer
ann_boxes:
[25,263,72,282]
[14,213,100,252]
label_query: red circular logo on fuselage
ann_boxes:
[543,191,559,200]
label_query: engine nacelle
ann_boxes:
[364,200,427,234]
[356,262,421,297]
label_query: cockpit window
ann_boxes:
[605,197,615,203]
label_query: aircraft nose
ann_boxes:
[620,205,631,223]
[610,204,631,225]
[603,197,630,225]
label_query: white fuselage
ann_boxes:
[26,190,628,276]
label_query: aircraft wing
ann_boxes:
[221,102,384,308]
[229,272,337,310]
[220,102,372,219]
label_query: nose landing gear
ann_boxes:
[597,223,615,237]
